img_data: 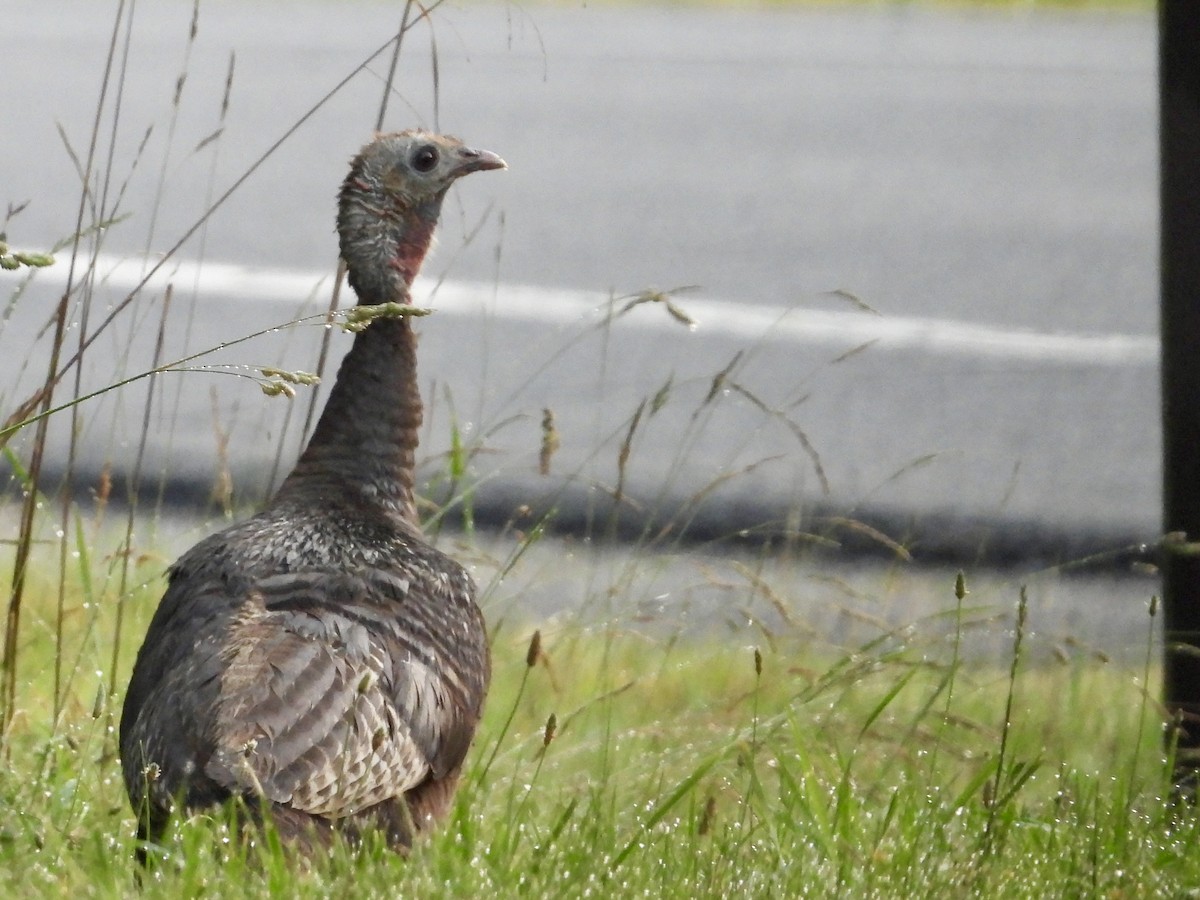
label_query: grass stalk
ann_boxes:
[982,587,1034,855]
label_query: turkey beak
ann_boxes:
[451,147,506,178]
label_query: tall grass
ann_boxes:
[0,1,1183,896]
[0,533,1186,895]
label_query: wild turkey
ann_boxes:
[119,131,504,855]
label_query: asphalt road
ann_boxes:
[0,2,1159,566]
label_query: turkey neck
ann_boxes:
[278,314,423,526]
[275,193,445,530]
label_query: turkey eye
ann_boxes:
[411,145,439,173]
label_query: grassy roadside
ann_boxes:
[0,1,1179,896]
[0,522,1189,897]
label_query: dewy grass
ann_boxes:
[0,526,1191,897]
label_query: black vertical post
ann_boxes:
[1161,0,1200,785]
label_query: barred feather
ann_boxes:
[120,132,503,855]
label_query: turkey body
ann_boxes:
[121,500,487,849]
[119,131,502,854]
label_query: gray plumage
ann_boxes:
[120,131,504,854]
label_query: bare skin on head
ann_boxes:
[119,131,505,857]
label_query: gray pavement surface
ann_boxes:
[0,1,1160,566]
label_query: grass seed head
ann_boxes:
[526,630,542,668]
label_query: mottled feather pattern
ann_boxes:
[119,132,502,855]
[122,506,489,843]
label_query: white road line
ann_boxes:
[40,253,1158,366]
